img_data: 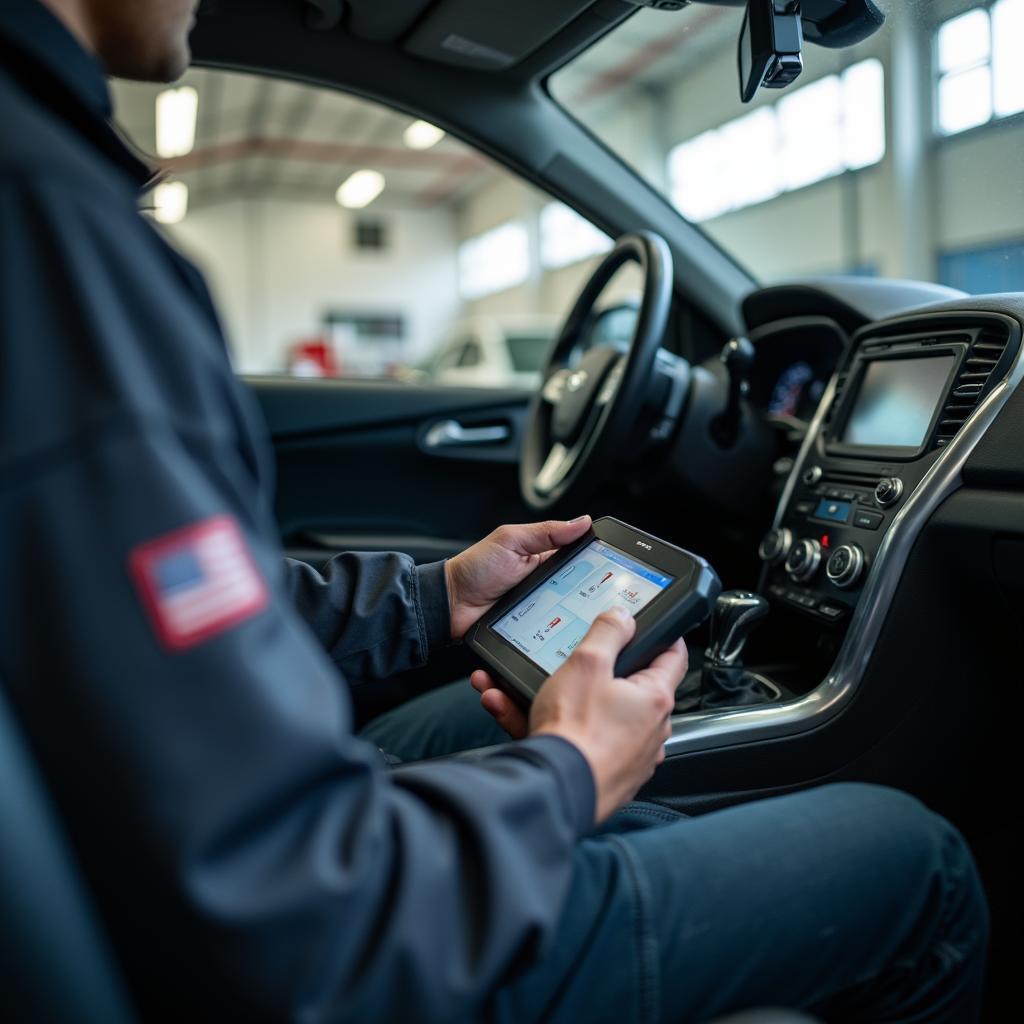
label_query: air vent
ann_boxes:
[932,325,1012,449]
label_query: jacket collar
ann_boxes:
[0,0,153,188]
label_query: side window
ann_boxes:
[111,69,612,389]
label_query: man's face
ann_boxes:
[91,0,199,83]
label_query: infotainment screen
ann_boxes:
[841,355,956,450]
[491,538,674,675]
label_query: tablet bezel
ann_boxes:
[464,517,709,705]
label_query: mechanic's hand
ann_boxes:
[471,608,688,823]
[445,516,592,640]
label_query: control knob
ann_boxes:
[758,527,793,565]
[784,539,822,582]
[874,477,904,508]
[825,543,866,590]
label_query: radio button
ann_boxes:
[874,477,904,508]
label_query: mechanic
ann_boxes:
[0,1,989,1022]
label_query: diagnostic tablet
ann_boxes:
[465,517,721,706]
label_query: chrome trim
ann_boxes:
[665,314,1024,756]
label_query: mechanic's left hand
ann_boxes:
[445,516,592,640]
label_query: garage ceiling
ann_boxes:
[111,5,734,212]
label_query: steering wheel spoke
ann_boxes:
[595,356,626,407]
[520,231,675,509]
[534,442,577,496]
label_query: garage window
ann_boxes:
[667,58,885,223]
[110,69,596,388]
[457,222,530,299]
[936,0,1024,136]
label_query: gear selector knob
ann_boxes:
[705,590,770,668]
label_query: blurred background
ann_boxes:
[112,0,1024,381]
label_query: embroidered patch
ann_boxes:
[129,515,268,650]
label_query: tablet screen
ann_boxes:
[491,539,675,675]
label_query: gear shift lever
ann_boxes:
[706,590,769,667]
[700,590,779,709]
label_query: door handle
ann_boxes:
[423,419,511,448]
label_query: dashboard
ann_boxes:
[747,316,846,424]
[663,280,1024,792]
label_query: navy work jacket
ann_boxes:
[0,2,594,1020]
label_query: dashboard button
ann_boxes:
[813,498,852,524]
[839,490,857,502]
[818,603,846,621]
[794,500,815,515]
[826,543,866,589]
[853,509,883,530]
[785,539,822,582]
[874,477,904,508]
[758,527,793,564]
[802,466,823,485]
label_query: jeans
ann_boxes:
[360,682,989,1022]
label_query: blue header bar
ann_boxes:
[592,540,674,588]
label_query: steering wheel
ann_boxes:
[520,231,676,510]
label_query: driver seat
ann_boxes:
[0,681,136,1023]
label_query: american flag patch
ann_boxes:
[129,515,268,651]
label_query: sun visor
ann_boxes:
[344,0,435,41]
[403,0,601,71]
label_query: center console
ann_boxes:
[757,316,1019,629]
[664,306,1024,756]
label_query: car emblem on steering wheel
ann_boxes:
[566,370,589,393]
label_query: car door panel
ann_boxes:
[246,378,535,565]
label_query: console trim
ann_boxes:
[665,311,1023,756]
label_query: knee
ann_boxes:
[810,783,989,946]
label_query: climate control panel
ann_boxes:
[757,459,929,623]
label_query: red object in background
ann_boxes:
[821,534,831,548]
[288,337,339,377]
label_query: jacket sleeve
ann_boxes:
[0,176,596,1023]
[282,553,452,680]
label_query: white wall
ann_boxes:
[168,197,461,373]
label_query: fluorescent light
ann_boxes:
[155,85,198,158]
[153,181,188,224]
[336,170,385,209]
[403,119,445,150]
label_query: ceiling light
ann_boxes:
[403,119,446,150]
[336,170,386,209]
[153,181,188,224]
[155,85,198,158]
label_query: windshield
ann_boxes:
[551,1,1024,292]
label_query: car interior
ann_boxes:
[4,0,1023,1018]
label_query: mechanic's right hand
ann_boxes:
[470,607,688,823]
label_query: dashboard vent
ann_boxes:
[932,325,1012,449]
